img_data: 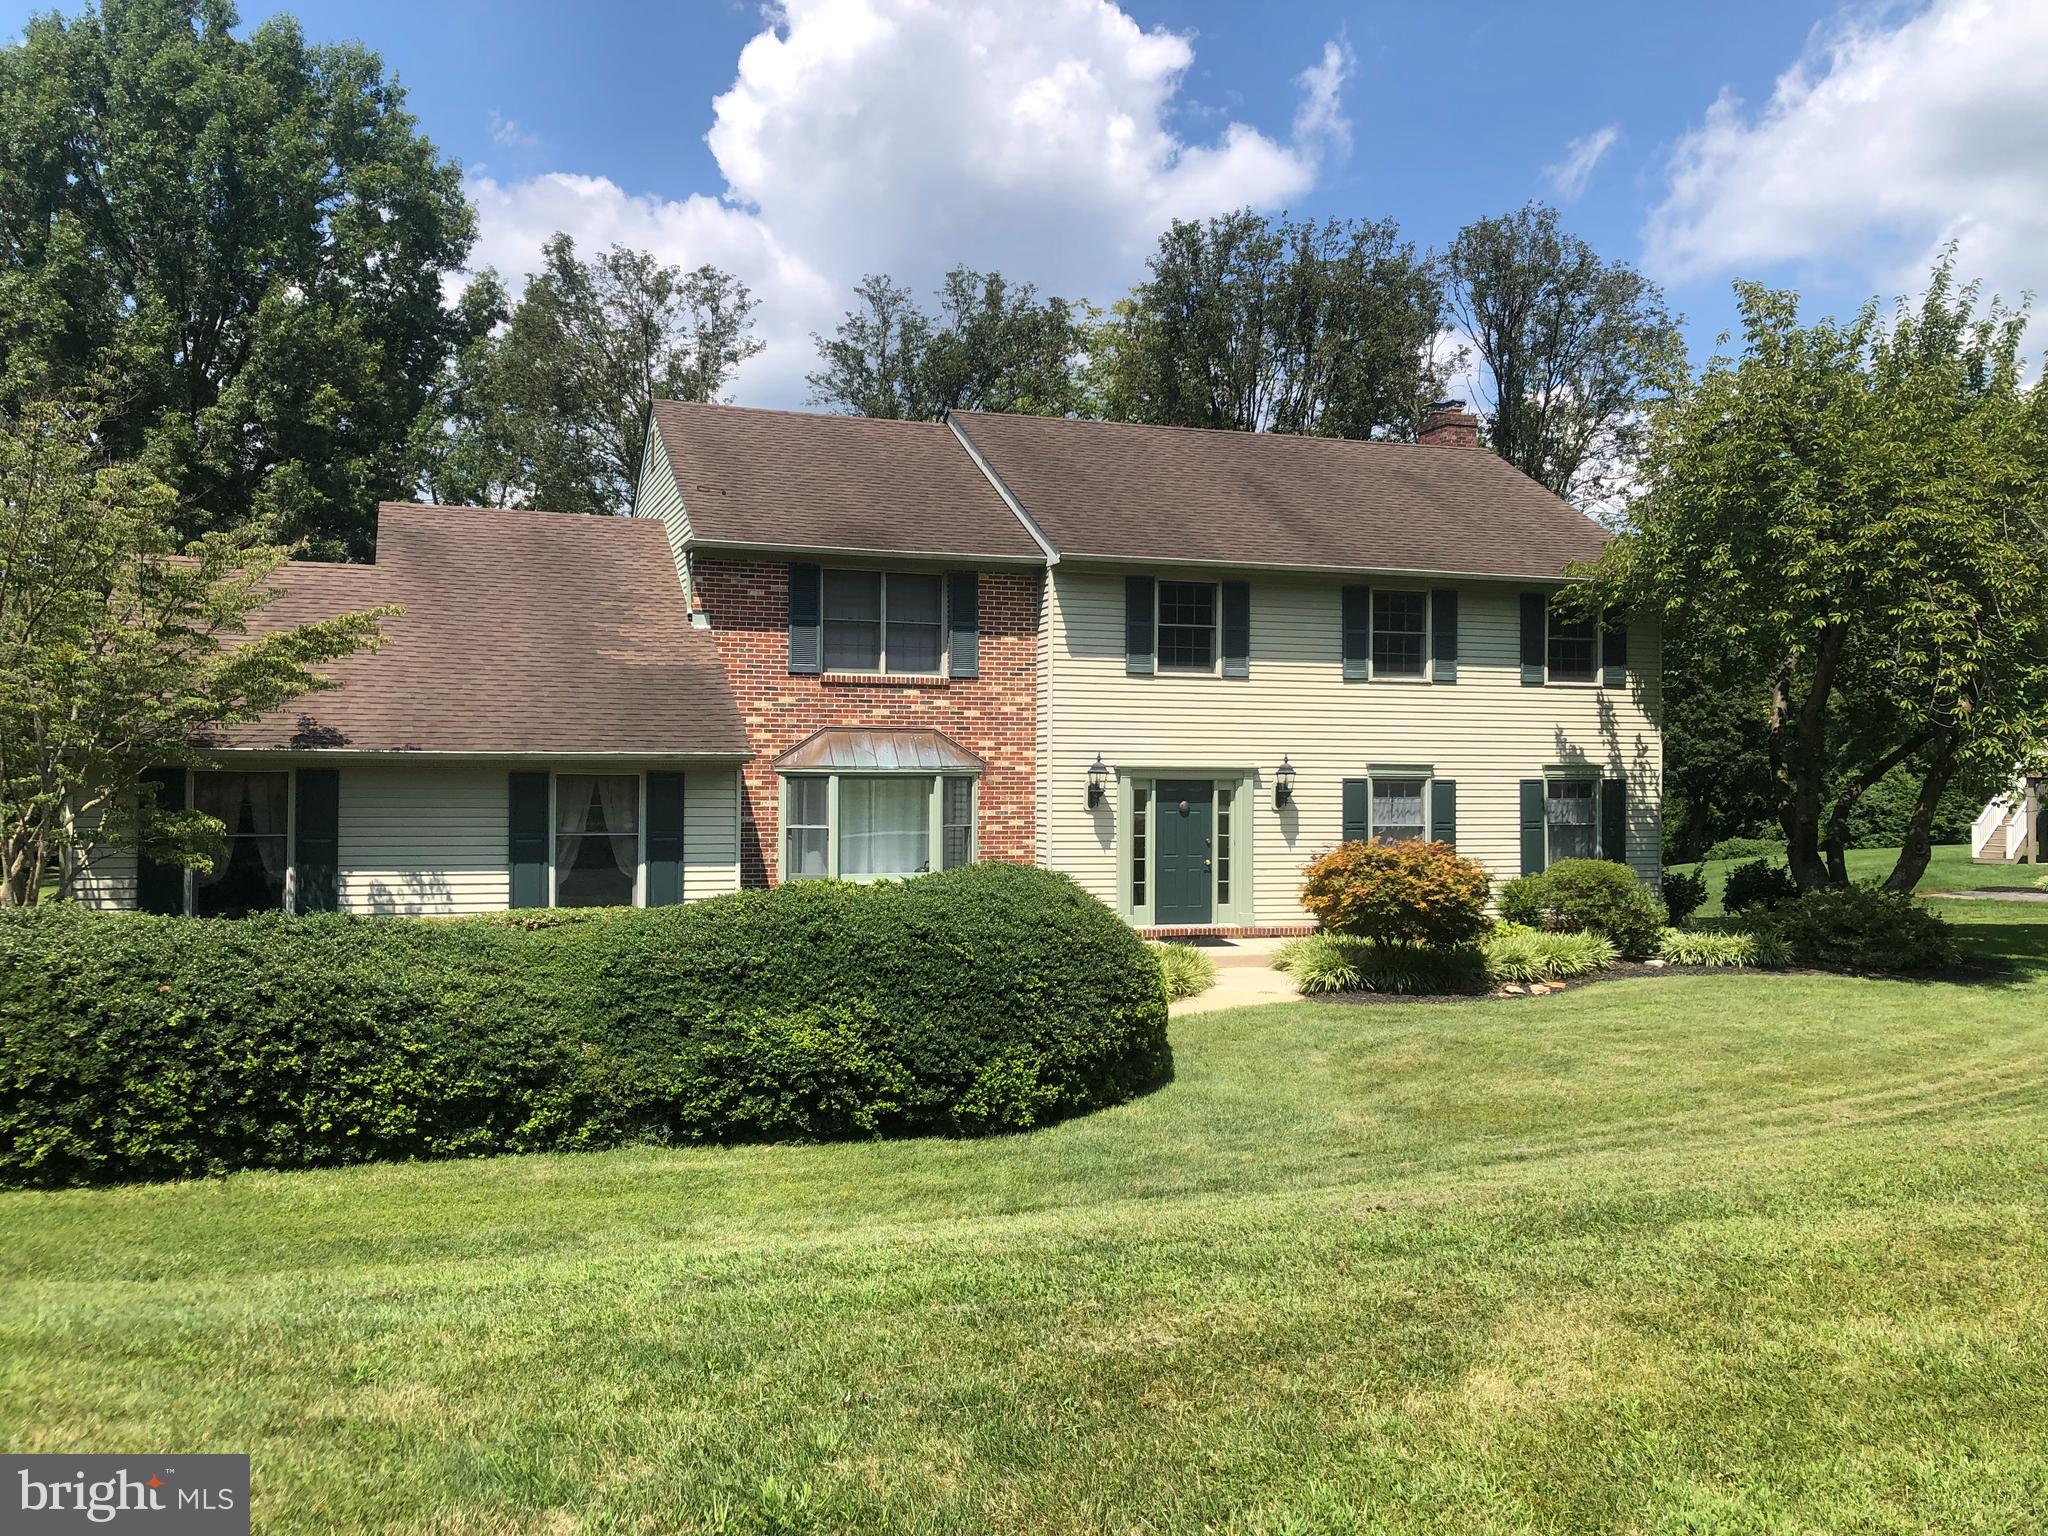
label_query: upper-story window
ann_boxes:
[1157,580,1217,671]
[1371,591,1428,678]
[1547,608,1598,683]
[823,570,944,674]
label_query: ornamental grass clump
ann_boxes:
[1154,942,1216,1000]
[1274,933,1489,996]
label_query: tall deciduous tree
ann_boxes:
[0,0,481,558]
[1092,210,1448,439]
[808,268,1090,420]
[1589,261,2048,892]
[438,236,765,515]
[0,398,388,906]
[1447,203,1685,507]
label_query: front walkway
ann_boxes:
[1169,936,1302,1016]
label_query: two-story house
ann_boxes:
[76,400,1662,932]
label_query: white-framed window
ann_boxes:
[1547,607,1598,683]
[190,769,292,917]
[1545,778,1598,861]
[823,569,945,675]
[552,773,643,907]
[1370,777,1428,842]
[1156,580,1218,672]
[781,773,978,881]
[1370,590,1428,678]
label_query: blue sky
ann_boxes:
[10,0,2044,405]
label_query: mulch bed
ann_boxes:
[1317,960,1718,1006]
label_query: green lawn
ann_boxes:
[4,897,2048,1531]
[1681,839,2042,916]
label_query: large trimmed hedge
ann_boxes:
[0,863,1171,1187]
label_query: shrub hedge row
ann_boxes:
[0,863,1171,1187]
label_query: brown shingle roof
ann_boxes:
[647,399,1043,561]
[215,502,748,756]
[951,410,1609,579]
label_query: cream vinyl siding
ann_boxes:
[1045,567,1663,924]
[70,807,137,908]
[635,429,692,581]
[335,765,511,914]
[74,761,744,915]
[682,766,742,898]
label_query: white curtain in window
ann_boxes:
[1372,780,1425,841]
[839,777,930,876]
[555,776,594,876]
[596,774,639,880]
[1548,782,1597,860]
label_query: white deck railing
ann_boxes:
[1971,791,2019,861]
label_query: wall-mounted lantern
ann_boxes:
[1274,756,1297,809]
[1087,754,1110,809]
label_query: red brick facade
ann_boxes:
[692,556,1041,885]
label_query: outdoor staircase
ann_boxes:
[1972,781,2038,864]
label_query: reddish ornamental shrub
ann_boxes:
[1299,839,1493,947]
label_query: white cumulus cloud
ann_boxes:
[466,0,1353,404]
[1645,0,2048,327]
[1543,124,1618,201]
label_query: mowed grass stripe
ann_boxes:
[1,879,2045,1532]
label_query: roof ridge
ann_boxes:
[652,399,950,431]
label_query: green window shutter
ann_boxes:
[1430,779,1457,848]
[508,771,550,909]
[1431,589,1458,682]
[1125,575,1155,675]
[293,767,340,914]
[1601,615,1629,687]
[1342,778,1370,844]
[1601,776,1629,864]
[1341,585,1371,681]
[645,771,686,905]
[947,571,979,679]
[1221,580,1250,678]
[1520,593,1546,685]
[1520,779,1547,874]
[787,562,822,675]
[135,766,187,915]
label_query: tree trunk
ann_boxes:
[1772,626,1851,890]
[1883,742,1960,894]
[1822,730,1939,888]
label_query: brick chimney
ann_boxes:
[1417,398,1479,448]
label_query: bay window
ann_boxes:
[782,772,978,881]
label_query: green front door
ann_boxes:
[1153,780,1214,925]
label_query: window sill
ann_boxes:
[822,671,948,686]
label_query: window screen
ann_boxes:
[555,774,639,907]
[1372,779,1426,843]
[1157,581,1216,671]
[941,776,974,869]
[1371,591,1428,677]
[191,771,289,917]
[1546,779,1597,861]
[785,776,830,880]
[1548,609,1598,682]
